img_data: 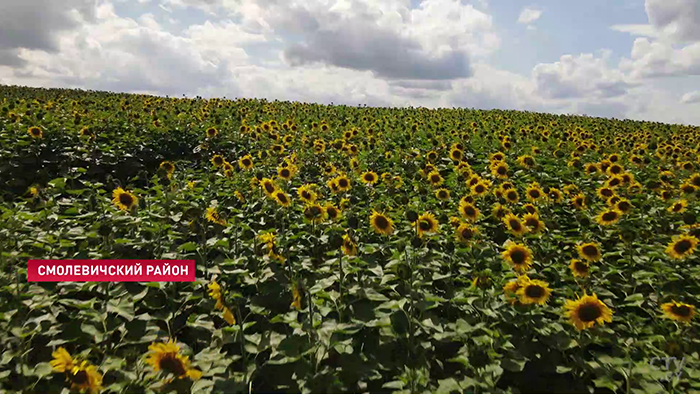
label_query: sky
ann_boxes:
[1,0,699,125]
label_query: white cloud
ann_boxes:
[619,38,700,78]
[681,91,700,104]
[517,7,542,25]
[610,24,659,38]
[533,53,635,100]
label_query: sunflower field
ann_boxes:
[1,84,699,394]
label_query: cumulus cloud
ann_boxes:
[236,0,498,80]
[681,91,700,104]
[533,53,635,99]
[619,38,700,78]
[518,7,542,25]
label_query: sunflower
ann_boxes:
[205,207,227,226]
[112,188,138,211]
[426,150,438,162]
[238,155,254,170]
[564,293,613,331]
[206,127,218,138]
[548,188,564,204]
[449,147,463,161]
[370,211,394,236]
[572,193,587,210]
[577,242,602,262]
[523,213,545,234]
[680,182,697,195]
[278,165,295,180]
[297,184,317,204]
[615,198,632,214]
[146,339,202,380]
[260,178,277,197]
[502,213,528,237]
[455,223,478,244]
[341,233,357,256]
[273,190,291,207]
[569,259,590,278]
[458,202,480,222]
[517,155,536,169]
[335,175,351,192]
[667,199,687,214]
[501,242,533,272]
[597,186,615,200]
[665,234,698,259]
[522,203,538,215]
[211,154,225,167]
[517,278,552,305]
[661,301,695,323]
[51,347,76,373]
[435,188,451,201]
[596,208,622,226]
[160,161,175,178]
[471,182,489,197]
[491,161,509,179]
[415,212,439,238]
[303,203,327,224]
[28,126,43,139]
[502,274,530,304]
[324,203,341,221]
[504,189,519,204]
[67,361,103,394]
[427,171,444,186]
[525,184,544,202]
[361,171,379,185]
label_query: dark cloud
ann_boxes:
[282,19,471,80]
[0,0,95,66]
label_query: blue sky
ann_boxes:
[1,0,699,125]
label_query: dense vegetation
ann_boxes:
[0,84,699,394]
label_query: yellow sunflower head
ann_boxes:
[516,278,552,305]
[303,203,327,224]
[341,233,358,256]
[577,242,602,262]
[665,234,698,260]
[569,259,590,278]
[68,361,103,394]
[564,293,613,331]
[458,202,480,222]
[112,187,138,212]
[370,211,394,236]
[596,208,622,226]
[501,242,533,273]
[415,212,439,238]
[502,213,528,237]
[455,223,478,244]
[273,190,291,207]
[361,171,379,185]
[28,126,43,139]
[238,155,254,170]
[661,301,695,323]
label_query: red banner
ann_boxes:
[27,260,196,282]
